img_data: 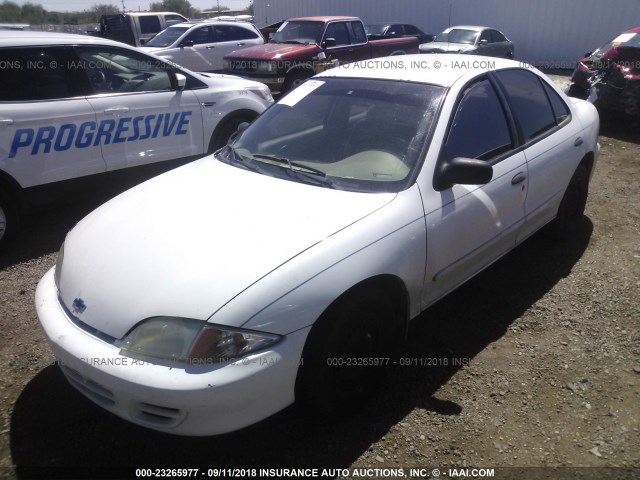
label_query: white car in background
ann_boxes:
[36,55,599,436]
[0,31,273,249]
[140,20,264,72]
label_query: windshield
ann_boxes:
[434,28,478,45]
[365,24,387,35]
[146,25,189,47]
[271,21,324,44]
[218,77,444,193]
[591,32,640,60]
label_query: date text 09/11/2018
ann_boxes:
[325,357,471,367]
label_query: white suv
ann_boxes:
[140,21,264,72]
[0,31,273,249]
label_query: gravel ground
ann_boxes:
[0,76,638,480]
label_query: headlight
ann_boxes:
[247,86,274,102]
[54,242,64,290]
[119,317,282,364]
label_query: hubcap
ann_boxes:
[0,205,6,241]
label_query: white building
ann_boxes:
[254,0,640,66]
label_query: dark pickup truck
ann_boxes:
[223,16,419,93]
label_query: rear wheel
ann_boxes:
[549,164,589,237]
[296,287,401,419]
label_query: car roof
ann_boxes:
[0,30,128,48]
[623,26,640,33]
[444,25,489,32]
[288,16,360,22]
[169,20,254,28]
[316,54,521,87]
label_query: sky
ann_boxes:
[12,0,251,13]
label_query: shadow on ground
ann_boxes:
[10,216,593,478]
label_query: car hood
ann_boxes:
[420,41,474,53]
[57,157,395,339]
[225,42,319,61]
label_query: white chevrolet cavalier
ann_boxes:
[36,55,599,436]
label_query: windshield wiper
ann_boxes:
[220,146,262,173]
[251,154,335,188]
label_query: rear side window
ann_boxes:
[445,79,512,161]
[350,21,367,44]
[139,16,161,34]
[0,47,82,101]
[542,81,571,124]
[496,69,556,142]
[214,25,259,41]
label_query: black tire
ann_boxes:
[282,70,312,94]
[548,164,589,238]
[296,287,401,419]
[208,115,255,153]
[0,191,18,251]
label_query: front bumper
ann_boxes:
[35,268,309,436]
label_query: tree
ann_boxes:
[0,1,22,22]
[79,4,119,23]
[20,3,47,24]
[243,1,253,15]
[150,0,194,17]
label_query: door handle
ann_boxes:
[206,46,215,49]
[104,107,130,115]
[574,137,584,146]
[236,42,245,46]
[511,172,527,185]
[0,118,14,126]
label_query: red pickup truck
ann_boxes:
[223,16,419,93]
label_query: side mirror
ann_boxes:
[180,40,195,48]
[228,122,250,145]
[321,38,337,49]
[479,39,488,46]
[170,72,187,91]
[583,51,592,58]
[434,157,493,191]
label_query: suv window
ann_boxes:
[214,24,258,42]
[325,22,351,46]
[0,47,82,101]
[445,79,512,161]
[74,46,173,94]
[186,25,213,44]
[496,69,556,142]
[139,15,161,34]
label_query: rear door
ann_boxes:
[0,46,105,189]
[209,24,263,71]
[75,45,205,171]
[493,69,583,240]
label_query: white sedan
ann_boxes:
[36,55,599,436]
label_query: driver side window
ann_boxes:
[74,46,174,94]
[324,22,351,46]
[445,79,513,161]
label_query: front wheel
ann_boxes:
[0,191,18,251]
[296,287,401,419]
[208,114,255,153]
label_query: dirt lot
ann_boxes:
[0,80,639,479]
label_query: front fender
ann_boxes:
[208,185,427,336]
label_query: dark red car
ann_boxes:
[569,26,640,117]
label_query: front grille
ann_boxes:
[61,365,116,407]
[132,402,186,428]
